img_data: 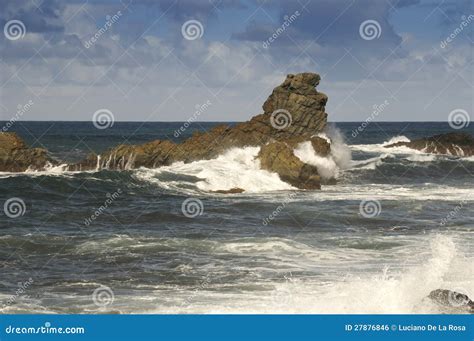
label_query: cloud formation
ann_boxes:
[0,0,471,122]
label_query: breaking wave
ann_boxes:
[134,147,294,193]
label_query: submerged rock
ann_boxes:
[211,188,245,194]
[0,132,56,172]
[385,132,474,156]
[428,289,474,313]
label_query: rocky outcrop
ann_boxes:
[66,72,330,189]
[385,132,474,156]
[1,73,333,189]
[258,141,321,189]
[0,132,56,172]
[428,289,474,313]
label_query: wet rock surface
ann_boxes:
[385,132,474,156]
[428,289,474,313]
[0,132,56,172]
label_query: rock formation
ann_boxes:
[64,72,330,189]
[0,73,334,189]
[0,132,56,172]
[385,132,474,156]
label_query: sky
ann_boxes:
[0,0,472,122]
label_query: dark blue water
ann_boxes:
[0,122,472,314]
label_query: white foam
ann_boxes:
[294,128,352,180]
[294,141,339,179]
[349,154,390,170]
[382,135,411,146]
[406,154,437,162]
[351,135,423,155]
[135,147,294,193]
[138,234,474,314]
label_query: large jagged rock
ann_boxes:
[67,72,330,189]
[0,132,56,172]
[385,132,474,156]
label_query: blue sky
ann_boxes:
[0,0,472,122]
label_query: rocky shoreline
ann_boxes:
[385,132,474,156]
[1,72,473,191]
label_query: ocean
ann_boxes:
[0,121,472,314]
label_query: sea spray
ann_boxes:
[294,127,352,180]
[135,147,294,193]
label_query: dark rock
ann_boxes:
[0,132,56,172]
[428,289,474,312]
[310,136,331,156]
[211,188,245,194]
[257,141,320,190]
[385,132,474,156]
